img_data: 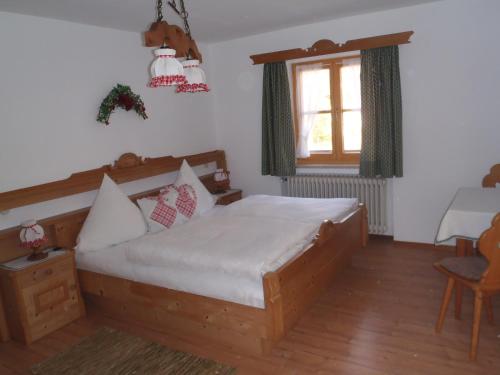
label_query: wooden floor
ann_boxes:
[1,237,499,374]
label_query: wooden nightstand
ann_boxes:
[0,250,85,344]
[215,189,242,205]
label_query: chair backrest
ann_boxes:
[478,213,500,287]
[482,164,500,187]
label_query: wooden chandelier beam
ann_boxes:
[250,31,414,65]
[144,20,203,62]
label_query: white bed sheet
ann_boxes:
[76,195,359,308]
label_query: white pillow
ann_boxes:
[174,160,215,215]
[76,174,147,251]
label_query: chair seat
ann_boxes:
[437,256,489,281]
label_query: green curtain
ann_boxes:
[359,46,403,178]
[261,62,296,176]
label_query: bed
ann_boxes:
[0,150,368,354]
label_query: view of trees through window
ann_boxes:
[294,56,362,164]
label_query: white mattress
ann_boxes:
[76,195,358,308]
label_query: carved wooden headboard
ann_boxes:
[0,150,227,263]
[482,164,500,187]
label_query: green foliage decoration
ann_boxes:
[97,84,148,125]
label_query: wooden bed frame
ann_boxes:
[0,150,368,354]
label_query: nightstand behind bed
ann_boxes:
[215,189,242,205]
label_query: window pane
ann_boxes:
[340,62,361,110]
[307,113,332,152]
[300,68,331,112]
[342,111,362,152]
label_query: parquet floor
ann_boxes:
[1,237,499,374]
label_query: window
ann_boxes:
[292,56,362,165]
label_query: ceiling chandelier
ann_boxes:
[145,0,209,93]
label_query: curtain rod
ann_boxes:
[250,31,414,65]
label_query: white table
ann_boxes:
[436,187,500,244]
[435,187,500,319]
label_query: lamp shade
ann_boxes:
[19,219,47,249]
[176,59,210,93]
[149,48,187,87]
[214,168,229,182]
[213,168,230,192]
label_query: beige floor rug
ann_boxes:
[31,327,237,375]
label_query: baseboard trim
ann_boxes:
[393,240,455,252]
[368,235,455,252]
[369,234,393,241]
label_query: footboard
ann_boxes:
[262,204,367,349]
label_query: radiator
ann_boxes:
[282,174,387,234]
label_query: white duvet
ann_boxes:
[78,195,358,307]
[125,215,317,283]
[213,194,359,224]
[124,195,358,279]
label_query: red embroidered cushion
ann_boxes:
[150,198,178,228]
[175,184,197,219]
[138,184,197,232]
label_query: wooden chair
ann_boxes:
[452,163,500,321]
[434,213,500,360]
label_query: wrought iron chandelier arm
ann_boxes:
[168,0,192,38]
[167,0,180,16]
[156,0,164,22]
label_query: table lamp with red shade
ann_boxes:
[213,169,230,193]
[19,220,48,261]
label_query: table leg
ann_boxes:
[456,238,467,257]
[455,286,463,320]
[465,240,474,256]
[454,238,473,320]
[0,292,9,342]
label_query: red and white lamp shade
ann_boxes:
[19,219,49,261]
[213,168,230,193]
[176,59,210,93]
[148,48,209,93]
[149,47,187,88]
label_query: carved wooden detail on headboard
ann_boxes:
[482,164,500,187]
[0,150,227,263]
[112,153,145,169]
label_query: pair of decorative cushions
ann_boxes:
[76,160,216,251]
[137,160,216,233]
[137,184,197,233]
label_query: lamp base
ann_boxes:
[27,249,48,262]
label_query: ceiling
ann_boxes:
[0,0,438,43]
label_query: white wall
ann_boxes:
[2,1,500,243]
[0,12,217,229]
[209,0,500,244]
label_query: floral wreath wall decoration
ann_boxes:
[97,84,148,125]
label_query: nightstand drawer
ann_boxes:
[17,256,73,288]
[21,271,81,342]
[22,271,76,318]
